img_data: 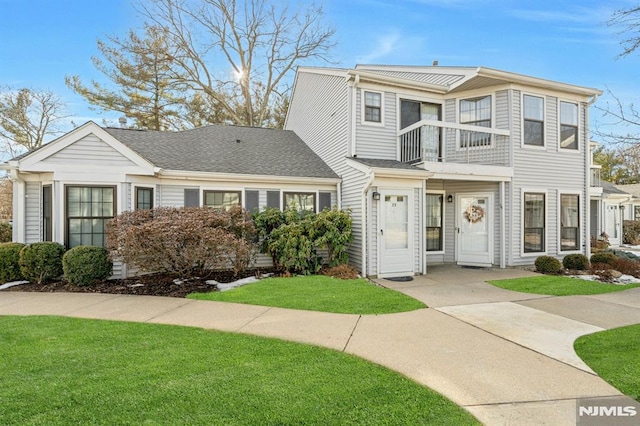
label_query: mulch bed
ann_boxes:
[2,269,275,298]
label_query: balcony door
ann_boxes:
[400,100,441,162]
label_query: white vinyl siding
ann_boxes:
[25,182,41,243]
[355,88,397,160]
[42,135,136,167]
[341,166,368,273]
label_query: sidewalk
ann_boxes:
[2,265,640,425]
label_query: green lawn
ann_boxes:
[189,275,426,314]
[575,324,640,401]
[487,275,640,296]
[0,316,478,425]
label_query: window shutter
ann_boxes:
[184,188,199,207]
[267,191,280,209]
[319,192,332,211]
[245,190,259,213]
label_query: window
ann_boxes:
[560,101,578,150]
[135,187,153,210]
[460,95,491,147]
[42,185,52,241]
[204,191,241,210]
[364,91,382,123]
[523,95,544,146]
[425,194,443,251]
[561,194,580,251]
[524,193,545,253]
[284,192,316,213]
[635,206,640,221]
[66,186,115,248]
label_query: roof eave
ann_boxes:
[347,69,449,94]
[158,169,340,184]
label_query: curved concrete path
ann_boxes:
[1,265,639,425]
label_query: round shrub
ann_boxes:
[562,253,589,271]
[0,242,26,283]
[534,255,562,274]
[63,245,112,286]
[0,222,12,243]
[19,242,66,284]
[590,252,617,266]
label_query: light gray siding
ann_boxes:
[42,134,136,167]
[341,166,368,273]
[286,72,349,173]
[25,182,41,243]
[355,89,397,160]
[158,185,193,207]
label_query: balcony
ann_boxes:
[399,119,511,167]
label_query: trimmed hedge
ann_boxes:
[590,252,618,266]
[19,242,66,284]
[63,245,113,286]
[0,242,26,283]
[562,254,589,271]
[535,256,562,274]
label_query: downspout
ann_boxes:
[349,74,360,158]
[361,170,375,276]
[500,180,506,269]
[9,169,25,243]
[585,93,600,258]
[507,88,514,267]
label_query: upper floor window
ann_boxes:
[523,95,544,147]
[204,190,241,211]
[460,95,491,147]
[560,101,578,150]
[364,91,382,123]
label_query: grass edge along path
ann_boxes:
[575,324,640,402]
[0,316,478,425]
[189,275,426,314]
[487,275,640,296]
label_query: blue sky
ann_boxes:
[1,0,639,139]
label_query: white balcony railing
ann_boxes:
[399,119,511,166]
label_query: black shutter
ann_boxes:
[319,192,332,211]
[245,190,259,213]
[184,188,199,207]
[267,191,280,209]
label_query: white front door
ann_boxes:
[379,190,414,277]
[605,204,621,246]
[457,194,493,267]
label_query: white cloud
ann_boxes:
[355,31,401,64]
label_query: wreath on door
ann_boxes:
[464,204,485,224]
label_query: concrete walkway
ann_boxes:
[2,265,640,425]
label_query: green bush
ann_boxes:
[0,222,12,243]
[19,242,66,284]
[590,252,618,266]
[0,242,26,283]
[62,245,113,286]
[253,207,353,274]
[562,253,589,270]
[534,256,562,274]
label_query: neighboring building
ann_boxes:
[286,65,602,277]
[1,122,340,278]
[616,183,640,223]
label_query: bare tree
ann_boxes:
[609,5,640,57]
[0,87,68,159]
[137,0,336,127]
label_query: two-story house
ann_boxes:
[285,65,602,277]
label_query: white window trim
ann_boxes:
[521,188,548,257]
[424,190,445,254]
[521,92,546,150]
[558,99,581,153]
[456,93,495,152]
[558,190,583,254]
[361,89,385,127]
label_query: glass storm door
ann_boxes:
[457,194,493,266]
[379,191,414,276]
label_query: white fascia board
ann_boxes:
[347,69,449,94]
[345,158,432,179]
[158,169,340,186]
[18,121,157,174]
[476,67,603,97]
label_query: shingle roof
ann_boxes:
[601,180,630,196]
[104,125,338,179]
